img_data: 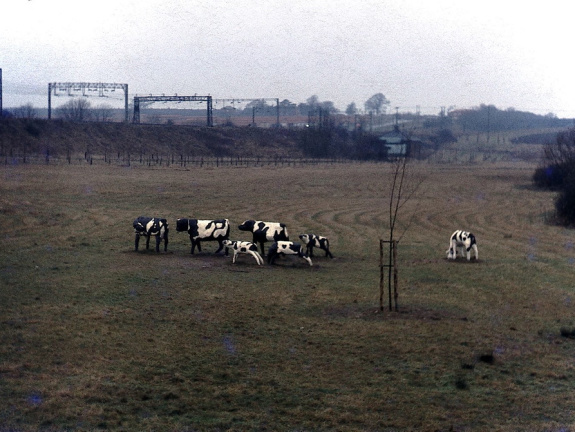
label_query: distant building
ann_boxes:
[378,125,422,158]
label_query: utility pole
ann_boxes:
[48,83,52,119]
[486,105,491,143]
[0,68,3,116]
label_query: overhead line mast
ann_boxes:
[48,82,129,122]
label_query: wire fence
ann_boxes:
[1,152,371,168]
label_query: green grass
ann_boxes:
[2,161,575,431]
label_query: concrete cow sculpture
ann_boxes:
[446,230,478,261]
[133,216,169,252]
[176,218,230,254]
[222,240,264,265]
[238,220,289,255]
[267,241,313,266]
[299,234,333,258]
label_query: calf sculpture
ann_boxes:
[267,241,313,266]
[176,218,230,254]
[446,230,478,261]
[133,216,169,252]
[299,234,333,258]
[238,220,289,255]
[222,240,264,265]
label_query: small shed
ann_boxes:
[378,125,421,158]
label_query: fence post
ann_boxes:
[379,239,384,312]
[393,240,399,311]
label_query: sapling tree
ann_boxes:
[380,154,424,311]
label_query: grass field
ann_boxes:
[2,160,575,431]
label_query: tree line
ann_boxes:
[2,92,392,121]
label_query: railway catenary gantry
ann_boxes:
[214,98,280,126]
[48,82,129,122]
[132,95,213,126]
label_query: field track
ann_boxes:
[2,160,575,431]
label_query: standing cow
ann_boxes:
[238,220,289,255]
[267,241,313,266]
[176,218,230,254]
[446,230,478,261]
[299,234,333,258]
[133,216,169,252]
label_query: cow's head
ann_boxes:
[238,220,255,232]
[176,218,189,232]
[299,234,311,244]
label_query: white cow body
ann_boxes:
[175,218,230,254]
[446,230,478,261]
[299,234,333,258]
[238,220,289,255]
[222,240,264,265]
[133,216,169,252]
[268,241,313,266]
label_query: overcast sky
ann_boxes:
[2,0,574,117]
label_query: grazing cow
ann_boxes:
[238,220,289,255]
[446,230,478,261]
[222,240,264,265]
[267,241,313,266]
[299,234,333,258]
[176,218,230,254]
[133,216,169,252]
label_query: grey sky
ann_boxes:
[2,0,574,116]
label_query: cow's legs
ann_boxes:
[135,234,140,251]
[299,252,313,266]
[267,252,276,264]
[189,236,197,254]
[250,251,264,265]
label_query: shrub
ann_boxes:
[534,127,575,225]
[532,163,572,190]
[555,173,575,226]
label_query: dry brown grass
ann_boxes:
[1,160,575,431]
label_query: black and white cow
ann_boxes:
[446,230,478,261]
[222,240,264,265]
[267,241,313,266]
[133,216,169,252]
[176,218,230,254]
[238,220,289,255]
[299,234,333,258]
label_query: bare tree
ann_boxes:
[365,93,390,115]
[319,100,338,114]
[345,102,358,116]
[92,103,115,122]
[57,98,92,121]
[306,95,320,107]
[380,155,425,311]
[533,127,575,190]
[13,103,37,119]
[543,128,575,168]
